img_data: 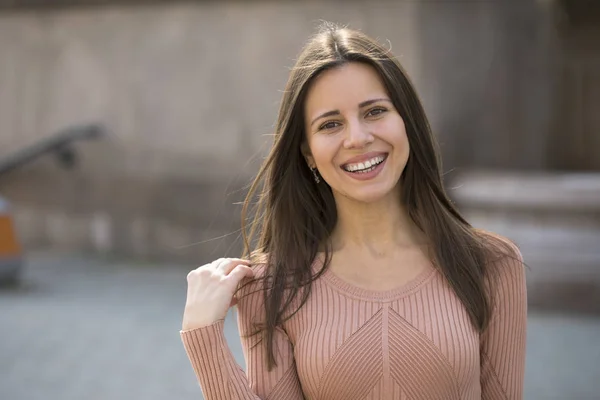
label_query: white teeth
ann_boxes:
[343,155,385,172]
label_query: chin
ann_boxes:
[339,184,399,204]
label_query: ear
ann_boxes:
[301,141,315,169]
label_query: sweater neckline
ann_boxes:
[315,261,438,302]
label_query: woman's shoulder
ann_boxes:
[476,229,526,290]
[476,229,523,262]
[235,261,269,331]
[237,261,268,297]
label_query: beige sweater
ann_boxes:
[181,252,527,400]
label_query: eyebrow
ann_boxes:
[310,98,391,127]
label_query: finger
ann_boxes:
[218,259,251,275]
[214,258,230,271]
[191,258,226,274]
[225,265,254,283]
[224,258,251,266]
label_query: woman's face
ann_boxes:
[303,62,410,204]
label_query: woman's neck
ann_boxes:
[330,191,425,258]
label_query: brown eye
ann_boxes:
[366,107,387,117]
[320,121,341,131]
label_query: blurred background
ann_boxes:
[0,0,599,399]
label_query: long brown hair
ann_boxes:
[239,22,516,370]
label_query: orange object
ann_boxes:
[0,214,21,257]
[0,194,22,260]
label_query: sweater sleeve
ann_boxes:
[180,266,304,400]
[480,243,528,400]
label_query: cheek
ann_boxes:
[386,119,409,152]
[309,137,340,168]
[399,132,410,154]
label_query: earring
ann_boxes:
[311,167,320,183]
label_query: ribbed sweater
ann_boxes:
[181,250,527,400]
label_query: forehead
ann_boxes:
[304,62,387,114]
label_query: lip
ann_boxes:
[341,155,388,181]
[340,151,388,167]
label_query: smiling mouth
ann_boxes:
[341,154,388,173]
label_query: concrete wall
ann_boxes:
[0,1,422,261]
[0,1,561,262]
[0,2,422,165]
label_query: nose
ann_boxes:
[343,119,374,149]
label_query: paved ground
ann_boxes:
[1,251,599,400]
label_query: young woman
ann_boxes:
[180,23,527,400]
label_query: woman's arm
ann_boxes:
[180,267,304,399]
[480,243,528,400]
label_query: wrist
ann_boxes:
[181,317,223,331]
